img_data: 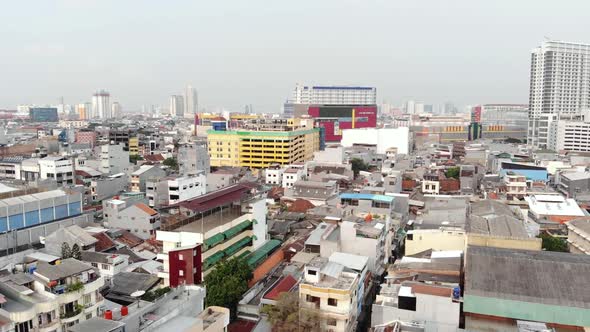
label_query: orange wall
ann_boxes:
[248,249,284,287]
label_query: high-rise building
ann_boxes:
[185,85,198,115]
[292,84,376,105]
[111,102,121,118]
[528,40,590,148]
[76,103,90,120]
[92,90,110,119]
[170,95,184,117]
[405,100,416,115]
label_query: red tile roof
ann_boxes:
[263,275,298,301]
[135,203,158,216]
[114,230,144,248]
[144,154,165,162]
[287,199,315,213]
[92,232,117,252]
[178,183,253,213]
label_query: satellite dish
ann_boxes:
[131,290,146,308]
[130,290,145,298]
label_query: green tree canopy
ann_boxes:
[445,166,460,179]
[61,242,72,259]
[205,257,253,319]
[350,158,369,178]
[129,154,143,164]
[539,233,568,252]
[163,157,179,170]
[71,243,82,260]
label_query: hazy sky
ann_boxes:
[1,0,590,112]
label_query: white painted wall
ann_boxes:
[341,127,410,154]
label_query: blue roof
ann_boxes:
[312,86,374,90]
[340,193,394,203]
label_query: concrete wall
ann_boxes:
[341,127,410,154]
[372,293,460,331]
[467,234,542,251]
[405,229,466,256]
[248,248,284,288]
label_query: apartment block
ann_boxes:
[146,172,206,207]
[299,256,360,332]
[156,184,267,284]
[207,119,320,169]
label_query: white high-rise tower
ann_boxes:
[92,90,111,119]
[527,40,590,148]
[170,95,185,117]
[185,85,198,115]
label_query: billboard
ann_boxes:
[308,105,377,142]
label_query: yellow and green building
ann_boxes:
[207,125,320,168]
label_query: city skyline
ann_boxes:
[2,1,590,112]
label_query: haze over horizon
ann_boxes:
[2,0,590,112]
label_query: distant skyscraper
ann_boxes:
[111,102,121,118]
[528,40,590,148]
[424,104,433,113]
[291,84,376,105]
[405,100,415,115]
[92,90,110,119]
[76,103,89,120]
[414,102,425,115]
[170,95,185,117]
[185,85,198,115]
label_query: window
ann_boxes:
[91,263,98,268]
[101,264,109,270]
[407,233,413,241]
[179,270,184,276]
[327,319,337,326]
[307,269,317,276]
[83,294,91,305]
[328,298,337,306]
[179,254,184,261]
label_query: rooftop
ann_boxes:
[340,192,394,203]
[67,317,125,332]
[466,246,590,309]
[35,258,94,281]
[177,183,253,213]
[468,215,529,238]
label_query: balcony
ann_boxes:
[60,304,84,322]
[38,319,59,332]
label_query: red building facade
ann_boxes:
[168,244,202,287]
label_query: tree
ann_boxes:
[350,158,369,178]
[205,257,253,319]
[163,157,179,170]
[71,243,82,260]
[445,166,460,179]
[505,137,522,144]
[129,154,143,165]
[61,242,72,259]
[539,233,568,252]
[262,292,321,332]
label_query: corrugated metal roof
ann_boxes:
[321,261,344,279]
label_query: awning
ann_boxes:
[224,236,252,257]
[247,239,282,268]
[204,233,225,249]
[222,220,253,239]
[204,251,225,268]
